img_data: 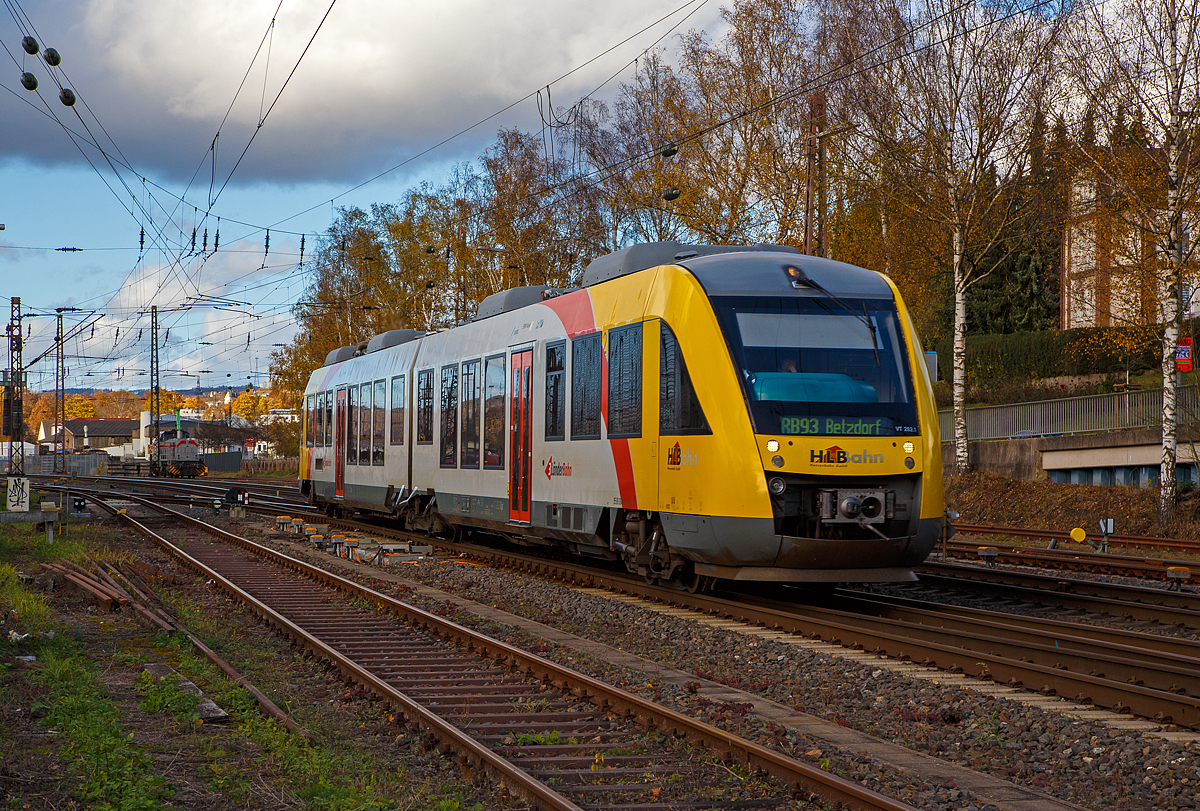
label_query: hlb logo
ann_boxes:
[811,446,847,464]
[666,442,697,469]
[811,445,884,466]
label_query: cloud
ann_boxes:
[0,240,45,261]
[2,0,696,186]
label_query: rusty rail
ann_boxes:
[102,491,920,811]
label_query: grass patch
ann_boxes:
[0,561,55,632]
[159,598,457,811]
[28,643,175,810]
[0,520,102,565]
[136,672,202,720]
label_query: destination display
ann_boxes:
[780,416,917,436]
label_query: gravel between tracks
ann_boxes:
[345,551,1198,811]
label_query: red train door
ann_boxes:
[334,388,346,498]
[509,349,532,523]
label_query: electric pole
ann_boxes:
[150,304,160,475]
[804,93,827,257]
[54,313,65,473]
[4,297,23,476]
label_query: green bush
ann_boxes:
[932,324,1164,384]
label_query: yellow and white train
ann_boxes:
[299,242,949,588]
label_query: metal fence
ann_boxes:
[241,457,298,474]
[937,385,1200,441]
[20,454,109,476]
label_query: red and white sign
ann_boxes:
[1177,338,1192,372]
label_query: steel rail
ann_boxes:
[913,564,1200,629]
[952,522,1200,554]
[747,591,1200,695]
[436,544,1200,729]
[98,491,918,811]
[64,480,1200,726]
[941,541,1193,579]
[102,497,589,811]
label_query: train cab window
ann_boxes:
[359,383,372,465]
[373,379,386,465]
[440,364,458,467]
[324,390,333,446]
[571,333,602,439]
[545,341,565,441]
[461,360,481,468]
[389,375,405,445]
[306,395,315,448]
[417,370,434,444]
[347,385,358,465]
[483,354,505,468]
[660,322,711,435]
[710,296,919,436]
[607,323,642,438]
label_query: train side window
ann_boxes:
[417,370,434,444]
[373,379,385,465]
[545,341,565,441]
[324,390,333,446]
[347,385,358,465]
[607,322,642,438]
[389,375,405,445]
[315,392,325,448]
[571,333,602,439]
[483,354,506,468]
[660,321,711,435]
[461,360,481,468]
[306,394,314,448]
[359,382,372,465]
[440,364,458,467]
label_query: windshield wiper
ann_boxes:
[789,267,880,366]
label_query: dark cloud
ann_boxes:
[1,0,678,186]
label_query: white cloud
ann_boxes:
[4,0,702,184]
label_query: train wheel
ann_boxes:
[643,571,660,586]
[682,569,707,594]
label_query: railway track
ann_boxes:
[399,540,1200,731]
[911,561,1200,629]
[939,539,1196,581]
[77,489,920,811]
[42,480,1200,729]
[952,522,1200,554]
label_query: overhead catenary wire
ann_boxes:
[11,0,1171,388]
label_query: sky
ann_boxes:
[1,0,723,394]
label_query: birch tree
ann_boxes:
[1063,0,1200,522]
[826,0,1061,473]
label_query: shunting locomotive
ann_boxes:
[153,427,206,478]
[299,241,950,588]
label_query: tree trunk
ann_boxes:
[952,224,969,474]
[1160,99,1184,524]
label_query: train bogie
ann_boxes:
[299,242,949,586]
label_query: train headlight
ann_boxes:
[903,441,914,453]
[767,440,780,452]
[771,455,784,468]
[768,477,786,495]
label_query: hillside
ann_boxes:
[945,471,1200,540]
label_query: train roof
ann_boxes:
[581,241,799,287]
[683,252,894,299]
[316,243,893,374]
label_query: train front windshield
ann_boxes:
[711,296,919,437]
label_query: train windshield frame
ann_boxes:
[710,295,919,437]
